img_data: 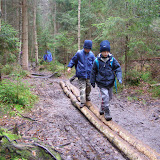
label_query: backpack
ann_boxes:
[95,57,117,93]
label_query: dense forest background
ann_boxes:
[0,0,160,85]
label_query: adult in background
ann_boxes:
[67,40,95,108]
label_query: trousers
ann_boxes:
[79,78,91,104]
[99,87,113,111]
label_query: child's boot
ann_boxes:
[104,108,112,121]
[86,96,91,101]
[80,103,85,108]
[99,106,104,115]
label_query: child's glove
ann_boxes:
[91,83,95,88]
[118,79,122,84]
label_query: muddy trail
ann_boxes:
[1,74,160,160]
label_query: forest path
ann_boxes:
[1,74,160,160]
[24,76,126,160]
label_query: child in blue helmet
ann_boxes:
[67,40,95,108]
[90,40,122,121]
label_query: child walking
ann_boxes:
[90,40,122,121]
[67,40,95,108]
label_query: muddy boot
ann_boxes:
[80,103,85,108]
[99,107,104,115]
[86,96,91,101]
[104,108,112,121]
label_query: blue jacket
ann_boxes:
[90,53,122,88]
[68,49,95,79]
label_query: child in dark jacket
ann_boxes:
[90,40,122,121]
[67,40,95,108]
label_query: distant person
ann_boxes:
[90,40,122,121]
[67,40,95,108]
[43,50,52,62]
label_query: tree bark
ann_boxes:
[0,0,1,32]
[124,34,129,82]
[4,0,6,22]
[17,0,22,65]
[78,0,81,50]
[33,0,38,66]
[64,81,160,160]
[21,0,28,70]
[60,81,150,160]
[53,0,57,63]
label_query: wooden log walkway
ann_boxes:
[60,80,160,160]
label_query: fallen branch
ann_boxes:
[16,110,37,121]
[0,135,60,159]
[150,83,160,87]
[31,73,46,76]
[33,143,58,160]
[0,135,33,150]
[57,142,71,148]
[0,135,12,142]
[8,122,26,131]
[28,72,58,79]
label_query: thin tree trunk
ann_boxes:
[88,0,91,39]
[53,0,57,62]
[78,0,81,50]
[0,0,1,81]
[18,0,22,65]
[30,27,34,60]
[0,0,1,32]
[124,34,129,82]
[16,0,21,65]
[21,0,28,70]
[124,2,129,83]
[4,0,6,22]
[33,0,38,66]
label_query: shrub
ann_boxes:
[126,69,141,86]
[141,72,152,82]
[0,79,38,109]
[0,21,19,64]
[150,86,160,98]
[1,64,14,75]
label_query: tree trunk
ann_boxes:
[33,0,38,66]
[124,34,129,82]
[124,2,129,83]
[53,0,57,62]
[78,0,81,50]
[0,0,1,32]
[4,0,6,22]
[88,0,91,39]
[17,0,22,65]
[21,0,28,70]
[0,0,2,79]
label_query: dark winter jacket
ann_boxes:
[68,49,95,79]
[90,53,122,88]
